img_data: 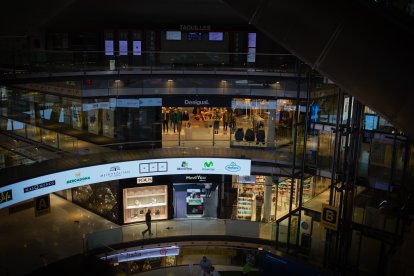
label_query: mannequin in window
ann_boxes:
[171,109,178,133]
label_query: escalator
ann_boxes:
[222,0,414,139]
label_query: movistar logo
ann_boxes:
[202,161,215,171]
[225,162,241,172]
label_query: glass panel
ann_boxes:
[26,124,42,142]
[41,129,58,148]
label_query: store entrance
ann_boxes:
[161,106,232,147]
[173,183,218,218]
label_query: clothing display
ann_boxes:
[244,128,255,142]
[256,129,265,144]
[235,128,244,141]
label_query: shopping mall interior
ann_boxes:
[1,0,414,275]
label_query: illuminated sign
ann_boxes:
[0,158,250,209]
[119,40,128,56]
[133,40,142,56]
[321,203,339,231]
[103,246,180,263]
[137,177,153,184]
[104,40,114,56]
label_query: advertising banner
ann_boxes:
[0,158,250,209]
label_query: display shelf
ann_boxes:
[126,202,166,209]
[123,185,168,223]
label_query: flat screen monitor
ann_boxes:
[104,40,114,56]
[187,32,203,41]
[133,40,142,56]
[365,114,378,130]
[119,40,128,56]
[248,33,257,47]
[208,32,223,41]
[166,31,181,40]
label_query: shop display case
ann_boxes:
[123,185,168,223]
[236,176,265,220]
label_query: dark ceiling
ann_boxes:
[0,0,247,35]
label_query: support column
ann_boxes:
[263,176,273,222]
[267,108,276,147]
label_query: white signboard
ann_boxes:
[0,158,251,209]
[104,246,180,263]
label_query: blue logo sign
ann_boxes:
[225,162,241,172]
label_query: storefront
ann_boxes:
[171,174,225,219]
[161,96,232,147]
[232,175,315,222]
[161,96,304,149]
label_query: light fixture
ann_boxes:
[167,79,173,82]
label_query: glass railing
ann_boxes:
[0,50,304,78]
[85,218,277,251]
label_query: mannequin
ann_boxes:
[162,107,170,133]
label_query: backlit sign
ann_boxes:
[0,158,250,209]
[103,246,180,263]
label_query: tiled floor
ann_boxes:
[0,194,118,275]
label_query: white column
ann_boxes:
[267,109,275,147]
[263,176,273,222]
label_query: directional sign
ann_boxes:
[321,203,339,231]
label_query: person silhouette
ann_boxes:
[142,209,152,237]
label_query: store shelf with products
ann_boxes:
[235,175,265,220]
[123,185,168,224]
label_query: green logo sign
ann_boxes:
[181,161,188,168]
[204,161,214,168]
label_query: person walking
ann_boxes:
[142,209,152,237]
[199,255,212,276]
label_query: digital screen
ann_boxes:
[248,33,257,47]
[119,40,128,56]
[166,31,181,40]
[105,40,114,56]
[133,40,142,56]
[209,32,223,41]
[187,32,203,41]
[365,114,378,130]
[247,47,256,63]
[186,189,204,215]
[310,103,319,123]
